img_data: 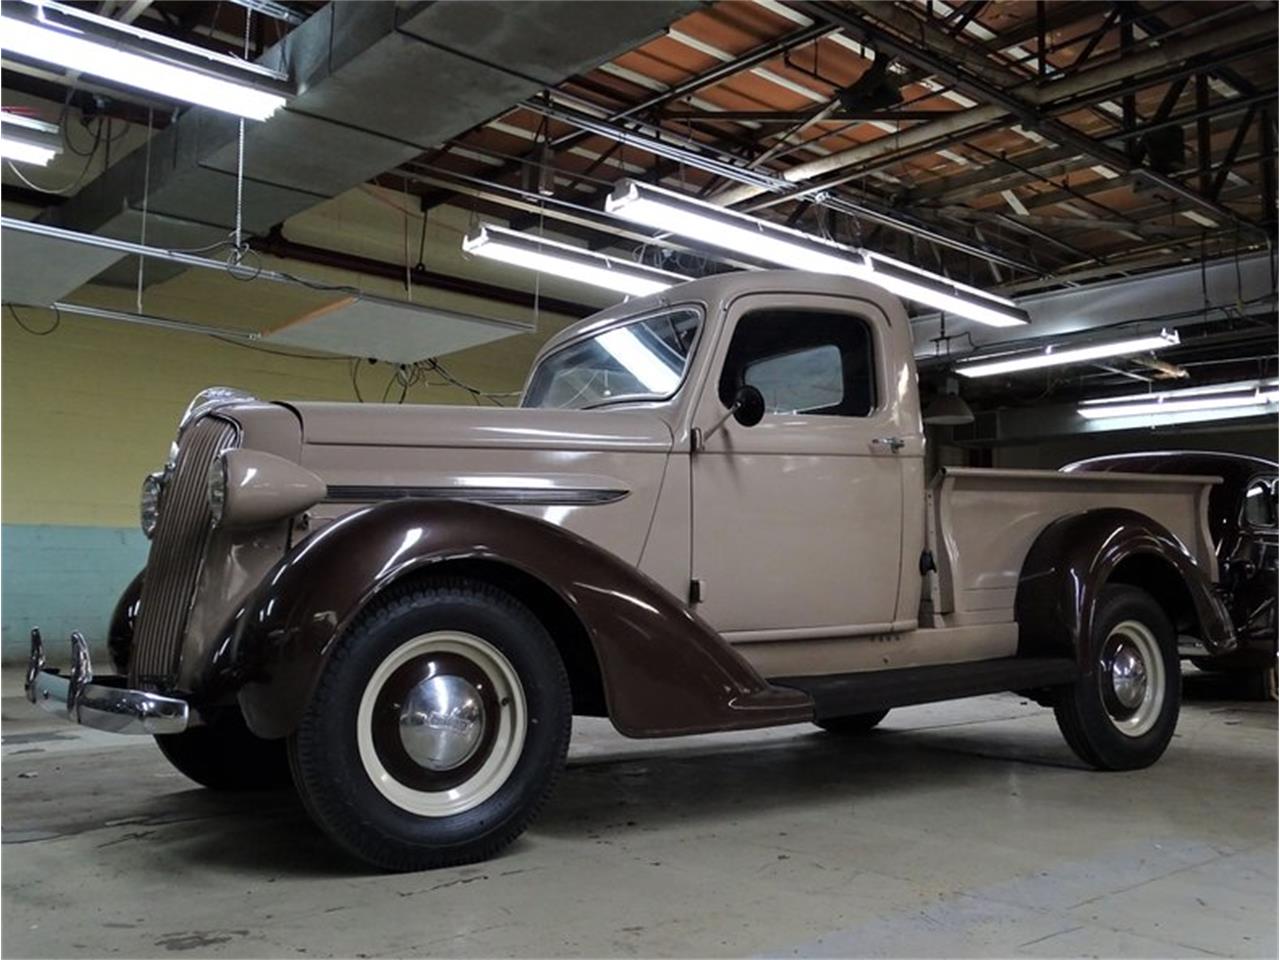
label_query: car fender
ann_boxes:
[1015,507,1235,671]
[108,570,145,675]
[211,499,812,739]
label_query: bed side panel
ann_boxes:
[931,468,1218,624]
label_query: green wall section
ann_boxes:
[2,523,148,661]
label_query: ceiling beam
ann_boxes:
[910,250,1278,359]
[803,1,1268,234]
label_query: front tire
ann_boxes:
[1054,585,1180,770]
[155,708,290,790]
[816,710,889,735]
[288,578,571,872]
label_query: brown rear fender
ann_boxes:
[1015,507,1235,672]
[211,499,812,739]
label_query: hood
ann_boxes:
[284,401,674,453]
[276,402,676,568]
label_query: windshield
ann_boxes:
[523,308,702,409]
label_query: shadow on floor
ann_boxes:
[144,720,1072,877]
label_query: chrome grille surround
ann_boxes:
[130,416,239,691]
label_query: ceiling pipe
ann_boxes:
[710,4,1277,211]
[254,228,596,318]
[1,216,556,328]
[512,100,1039,273]
[811,1,1267,233]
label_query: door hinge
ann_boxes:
[919,550,937,575]
[688,578,705,604]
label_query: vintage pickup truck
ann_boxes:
[27,271,1235,871]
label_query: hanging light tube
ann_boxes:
[463,224,689,297]
[1,1,289,121]
[956,330,1180,378]
[605,180,1028,327]
[0,138,57,166]
[606,179,867,275]
[863,253,1029,328]
[1078,378,1279,423]
[1,113,61,166]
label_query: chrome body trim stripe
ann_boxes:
[324,485,629,506]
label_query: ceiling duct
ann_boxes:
[42,0,699,287]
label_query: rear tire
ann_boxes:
[1054,585,1179,770]
[816,710,889,735]
[1242,661,1279,702]
[1190,656,1277,701]
[288,577,571,872]
[155,708,290,790]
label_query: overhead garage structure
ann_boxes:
[2,1,1276,957]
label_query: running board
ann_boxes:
[771,657,1079,720]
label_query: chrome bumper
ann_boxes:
[25,629,190,735]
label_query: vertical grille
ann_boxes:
[130,417,238,690]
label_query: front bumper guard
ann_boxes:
[25,629,190,735]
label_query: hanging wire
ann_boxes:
[401,176,413,299]
[5,113,105,195]
[231,10,252,262]
[136,106,154,313]
[7,303,61,336]
[415,206,430,272]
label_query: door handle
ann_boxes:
[872,436,906,452]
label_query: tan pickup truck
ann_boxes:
[27,271,1234,871]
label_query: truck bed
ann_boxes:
[926,467,1219,628]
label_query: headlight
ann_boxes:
[140,472,164,539]
[214,449,327,528]
[207,455,228,526]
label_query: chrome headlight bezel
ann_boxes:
[140,471,165,539]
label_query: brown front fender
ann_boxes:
[1015,507,1235,672]
[211,499,812,739]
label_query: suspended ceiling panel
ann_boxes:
[264,296,533,364]
[1,224,128,306]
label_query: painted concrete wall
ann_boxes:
[1,201,585,661]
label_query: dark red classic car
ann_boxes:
[1065,451,1278,700]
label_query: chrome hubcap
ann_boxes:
[398,674,486,771]
[1100,620,1166,738]
[1110,645,1148,710]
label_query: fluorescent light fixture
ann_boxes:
[1,112,61,166]
[604,179,1028,327]
[1,4,288,121]
[597,326,681,393]
[956,330,1180,378]
[1078,378,1279,425]
[1,113,59,136]
[606,179,864,275]
[0,138,57,165]
[864,253,1029,328]
[463,224,688,297]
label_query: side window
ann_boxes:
[1241,477,1278,529]
[718,308,877,417]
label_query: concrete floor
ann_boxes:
[2,668,1275,959]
